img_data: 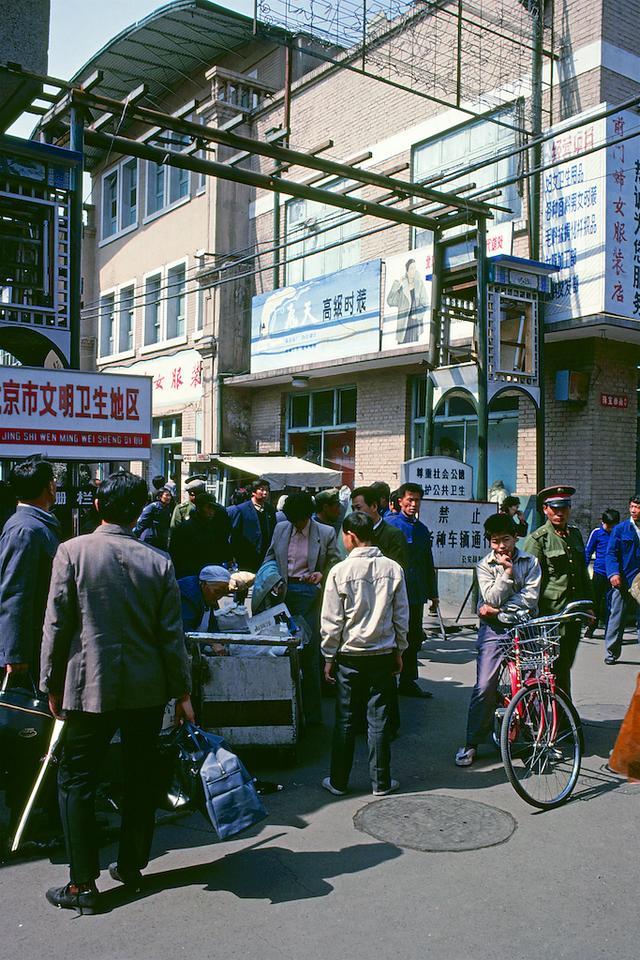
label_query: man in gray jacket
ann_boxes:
[455,512,541,767]
[40,471,194,915]
[320,511,409,797]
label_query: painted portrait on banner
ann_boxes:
[381,239,434,352]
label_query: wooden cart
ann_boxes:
[185,632,302,762]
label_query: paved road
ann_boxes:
[3,624,640,960]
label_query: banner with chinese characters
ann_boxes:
[251,260,381,373]
[0,366,152,460]
[603,110,640,318]
[401,456,473,500]
[543,105,640,324]
[418,500,497,569]
[109,348,203,412]
[381,244,433,352]
[542,112,606,323]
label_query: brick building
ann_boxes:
[63,0,640,528]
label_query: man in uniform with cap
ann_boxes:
[170,474,207,538]
[524,485,593,697]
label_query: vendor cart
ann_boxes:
[186,632,302,762]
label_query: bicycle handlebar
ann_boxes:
[497,599,594,628]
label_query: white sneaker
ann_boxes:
[322,777,347,796]
[372,779,399,796]
[455,746,476,767]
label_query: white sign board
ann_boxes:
[0,366,152,460]
[251,260,381,373]
[401,456,473,500]
[419,500,496,569]
[109,348,203,412]
[382,243,433,351]
[542,105,640,324]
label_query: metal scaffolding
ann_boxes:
[256,0,556,134]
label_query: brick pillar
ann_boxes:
[354,369,410,488]
[516,395,538,495]
[544,337,639,534]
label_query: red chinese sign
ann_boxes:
[600,393,629,409]
[0,366,152,460]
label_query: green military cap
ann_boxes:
[538,484,576,509]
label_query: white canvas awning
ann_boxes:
[213,456,341,491]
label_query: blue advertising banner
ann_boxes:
[251,260,382,373]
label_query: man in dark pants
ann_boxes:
[385,482,438,698]
[455,513,541,766]
[40,471,193,915]
[264,492,340,724]
[0,458,60,832]
[604,497,640,663]
[524,485,593,698]
[320,512,408,796]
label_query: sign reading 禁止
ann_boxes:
[251,260,381,373]
[401,456,474,500]
[419,500,497,569]
[600,392,629,409]
[0,366,152,460]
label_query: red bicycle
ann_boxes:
[494,601,593,810]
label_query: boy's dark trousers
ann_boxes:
[330,652,397,793]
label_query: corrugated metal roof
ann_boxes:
[46,1,286,169]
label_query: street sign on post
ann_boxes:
[0,366,152,461]
[419,499,497,569]
[401,456,473,500]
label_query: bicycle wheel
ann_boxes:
[500,680,582,810]
[492,660,515,748]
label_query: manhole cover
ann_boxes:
[353,794,516,852]
[577,703,626,727]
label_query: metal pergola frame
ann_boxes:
[18,63,515,497]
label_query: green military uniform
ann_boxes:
[524,511,593,697]
[524,521,592,615]
[170,500,194,530]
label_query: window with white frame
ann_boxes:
[145,131,191,218]
[412,107,523,244]
[166,262,186,339]
[99,293,115,357]
[119,284,135,352]
[100,158,138,241]
[98,285,136,358]
[195,283,205,331]
[144,273,162,345]
[285,181,361,285]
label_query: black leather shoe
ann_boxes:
[604,655,619,665]
[398,681,433,699]
[109,862,143,891]
[46,882,100,915]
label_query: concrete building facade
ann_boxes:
[70,0,640,528]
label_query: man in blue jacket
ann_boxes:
[0,459,60,675]
[230,478,276,572]
[604,496,640,664]
[0,458,60,831]
[386,482,438,697]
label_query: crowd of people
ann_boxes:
[0,460,636,914]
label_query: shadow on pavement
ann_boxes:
[98,838,402,911]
